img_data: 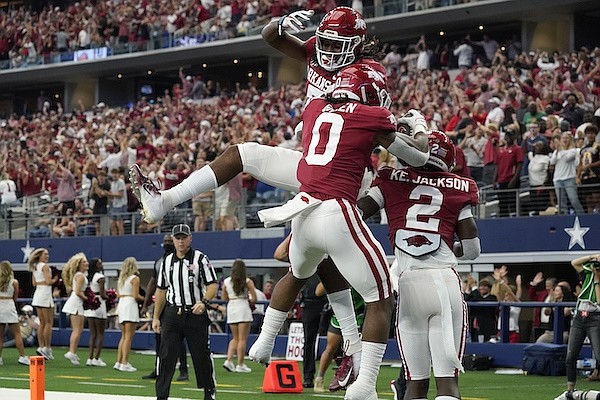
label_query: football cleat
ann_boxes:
[248,339,273,365]
[129,164,166,223]
[329,355,355,391]
[343,380,378,400]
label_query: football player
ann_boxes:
[357,131,481,400]
[252,62,420,400]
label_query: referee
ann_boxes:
[152,224,218,400]
[141,234,188,381]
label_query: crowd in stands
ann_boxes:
[461,265,579,344]
[1,31,600,236]
[0,0,334,68]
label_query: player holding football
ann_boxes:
[357,131,481,400]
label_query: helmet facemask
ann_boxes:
[316,30,363,72]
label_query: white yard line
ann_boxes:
[0,388,194,400]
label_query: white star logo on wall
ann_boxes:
[564,216,590,250]
[21,240,34,262]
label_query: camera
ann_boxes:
[591,261,600,270]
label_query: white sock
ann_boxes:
[162,166,218,210]
[352,351,362,376]
[435,397,459,400]
[354,341,386,384]
[327,289,361,355]
[258,307,288,344]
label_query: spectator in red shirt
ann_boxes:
[495,129,524,217]
[453,144,471,178]
[527,272,558,340]
[160,154,191,190]
[18,163,43,197]
[481,123,500,186]
[135,135,157,164]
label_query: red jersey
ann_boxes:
[372,167,479,256]
[303,37,386,100]
[297,98,397,203]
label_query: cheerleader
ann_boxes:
[83,258,108,367]
[28,248,58,360]
[61,253,89,365]
[0,261,30,365]
[115,257,144,372]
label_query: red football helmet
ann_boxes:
[426,130,456,172]
[330,63,391,108]
[316,7,366,71]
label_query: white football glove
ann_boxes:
[397,109,428,136]
[277,10,314,35]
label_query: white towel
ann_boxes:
[257,192,322,228]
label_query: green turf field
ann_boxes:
[0,347,598,399]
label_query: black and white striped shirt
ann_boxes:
[156,248,217,308]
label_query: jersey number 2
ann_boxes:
[405,186,442,232]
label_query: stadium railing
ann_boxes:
[467,300,577,344]
[1,179,597,239]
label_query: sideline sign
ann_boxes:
[285,322,304,361]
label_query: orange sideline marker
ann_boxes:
[262,360,303,393]
[30,356,45,400]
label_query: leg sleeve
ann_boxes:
[238,143,301,192]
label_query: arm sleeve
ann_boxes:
[458,237,481,260]
[386,134,430,167]
[365,186,385,209]
[458,204,473,221]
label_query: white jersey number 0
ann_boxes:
[304,112,343,166]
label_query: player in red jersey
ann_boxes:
[357,131,481,400]
[252,62,414,400]
[130,7,429,390]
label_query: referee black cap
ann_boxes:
[172,224,191,237]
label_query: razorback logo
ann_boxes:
[301,195,309,204]
[404,235,433,247]
[365,67,385,83]
[354,18,366,31]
